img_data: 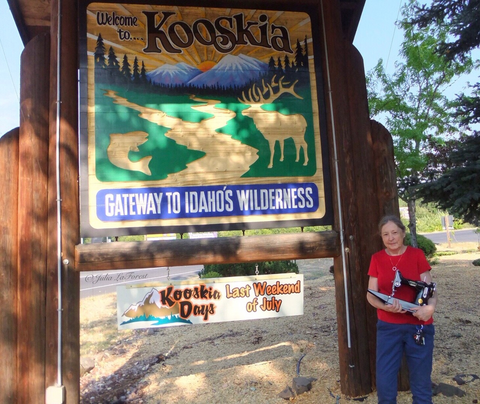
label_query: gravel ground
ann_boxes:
[80,250,480,404]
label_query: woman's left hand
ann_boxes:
[410,304,434,322]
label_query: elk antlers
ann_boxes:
[238,75,303,105]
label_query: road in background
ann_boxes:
[422,228,479,245]
[80,265,202,298]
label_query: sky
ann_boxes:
[0,0,23,136]
[354,0,405,75]
[0,0,476,136]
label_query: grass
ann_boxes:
[80,293,129,356]
[434,241,479,254]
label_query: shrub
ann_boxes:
[200,260,299,278]
[200,271,222,278]
[473,259,480,266]
[405,233,437,259]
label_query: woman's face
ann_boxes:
[381,221,405,253]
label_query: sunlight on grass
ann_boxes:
[80,293,120,356]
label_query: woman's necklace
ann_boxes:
[387,246,406,271]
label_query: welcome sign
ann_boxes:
[117,274,304,329]
[80,2,332,236]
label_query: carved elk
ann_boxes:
[239,76,308,168]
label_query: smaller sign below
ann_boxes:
[145,233,177,241]
[117,273,303,330]
[188,232,218,239]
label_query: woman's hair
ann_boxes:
[378,215,406,234]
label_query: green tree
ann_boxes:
[419,133,480,225]
[411,0,480,62]
[409,0,480,225]
[366,0,473,246]
[411,0,480,127]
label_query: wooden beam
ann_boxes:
[0,128,19,404]
[76,231,340,271]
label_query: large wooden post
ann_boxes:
[46,0,81,401]
[371,120,400,218]
[0,128,20,403]
[16,32,51,403]
[319,0,389,396]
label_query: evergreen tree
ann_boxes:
[412,0,480,62]
[284,55,293,79]
[268,56,275,70]
[412,1,480,129]
[140,61,148,85]
[106,46,120,81]
[121,54,131,81]
[276,57,284,75]
[295,38,304,69]
[419,133,480,225]
[267,56,276,81]
[94,34,106,68]
[107,46,118,68]
[410,0,480,225]
[132,56,141,84]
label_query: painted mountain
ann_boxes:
[120,288,192,327]
[146,62,202,85]
[122,288,179,319]
[147,54,268,89]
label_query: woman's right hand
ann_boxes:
[384,298,407,313]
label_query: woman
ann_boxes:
[367,215,437,404]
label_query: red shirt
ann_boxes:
[368,246,433,325]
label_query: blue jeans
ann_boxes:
[376,320,435,404]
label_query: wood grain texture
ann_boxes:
[0,128,19,404]
[17,32,50,404]
[76,231,340,271]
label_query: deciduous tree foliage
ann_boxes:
[366,0,473,245]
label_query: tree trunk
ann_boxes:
[407,198,418,247]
